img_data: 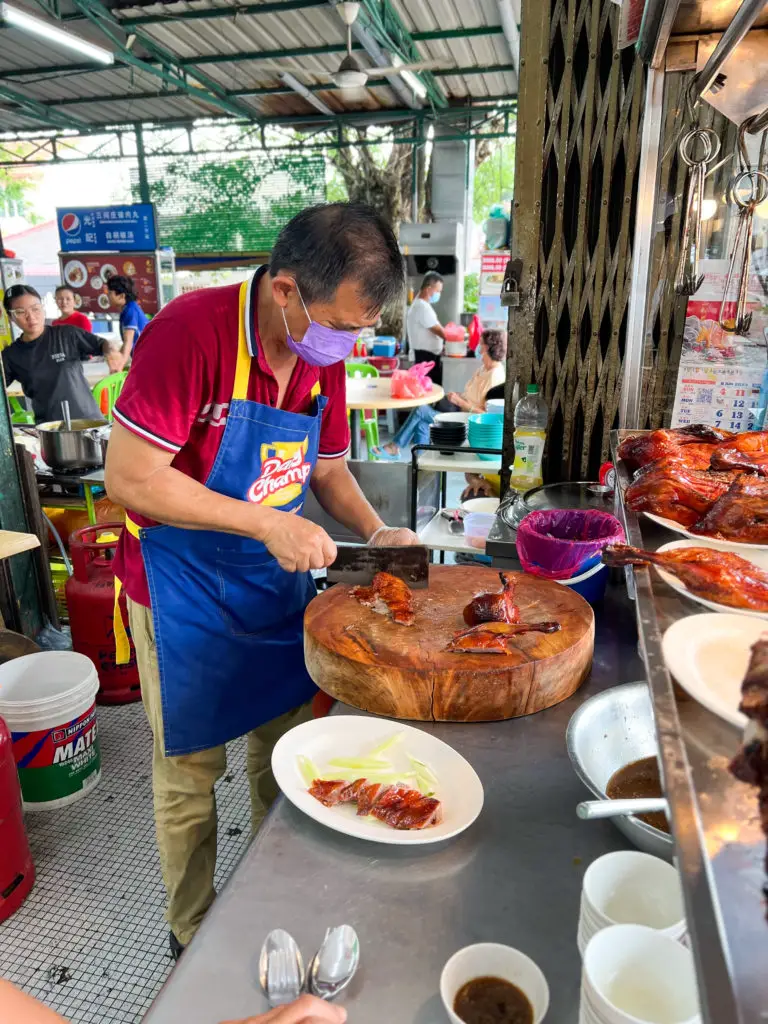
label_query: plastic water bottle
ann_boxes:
[508,384,548,492]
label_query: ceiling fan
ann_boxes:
[260,1,444,92]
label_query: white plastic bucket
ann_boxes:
[0,652,100,809]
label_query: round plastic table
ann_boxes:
[345,378,445,459]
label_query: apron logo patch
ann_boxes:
[247,438,311,506]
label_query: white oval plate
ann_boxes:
[271,716,484,845]
[653,540,768,620]
[661,613,768,728]
[644,511,768,551]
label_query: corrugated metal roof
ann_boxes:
[0,0,517,133]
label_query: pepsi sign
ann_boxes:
[57,204,157,253]
[60,212,81,235]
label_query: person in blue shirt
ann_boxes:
[107,274,149,370]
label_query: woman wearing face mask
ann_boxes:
[406,271,446,386]
[104,203,419,960]
[2,285,127,423]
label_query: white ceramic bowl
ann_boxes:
[435,412,471,424]
[582,925,701,1024]
[461,497,501,514]
[440,943,550,1024]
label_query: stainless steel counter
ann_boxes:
[144,591,643,1024]
[612,431,768,1024]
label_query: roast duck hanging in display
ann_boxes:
[618,425,768,543]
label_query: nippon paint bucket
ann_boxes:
[0,652,100,809]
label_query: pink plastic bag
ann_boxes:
[390,362,434,399]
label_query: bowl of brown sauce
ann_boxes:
[440,943,549,1024]
[566,681,673,860]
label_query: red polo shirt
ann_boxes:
[53,311,93,331]
[112,273,350,607]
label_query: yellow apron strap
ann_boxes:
[116,277,250,664]
[113,576,131,666]
[232,279,251,401]
[114,514,143,666]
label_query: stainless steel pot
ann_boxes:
[566,681,674,860]
[37,418,107,471]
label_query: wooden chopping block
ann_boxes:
[304,565,595,722]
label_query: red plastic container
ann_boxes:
[0,716,34,922]
[366,355,399,376]
[66,523,141,705]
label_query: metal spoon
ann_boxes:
[307,924,360,1000]
[61,400,72,432]
[577,797,669,820]
[259,929,304,1007]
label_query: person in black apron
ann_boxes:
[106,203,417,958]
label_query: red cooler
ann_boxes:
[66,523,141,704]
[0,716,34,922]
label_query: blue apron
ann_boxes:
[123,279,322,756]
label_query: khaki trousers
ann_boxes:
[127,597,313,946]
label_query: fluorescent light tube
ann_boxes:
[0,3,114,64]
[400,67,427,99]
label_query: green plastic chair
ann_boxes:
[92,371,128,422]
[9,395,34,425]
[345,361,380,457]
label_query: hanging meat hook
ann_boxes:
[674,126,721,295]
[718,117,768,334]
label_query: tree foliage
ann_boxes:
[473,139,516,224]
[136,153,327,253]
[0,161,41,223]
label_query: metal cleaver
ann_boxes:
[326,544,429,588]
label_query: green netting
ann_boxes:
[135,152,327,254]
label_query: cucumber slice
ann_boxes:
[297,755,319,788]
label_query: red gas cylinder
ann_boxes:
[0,716,34,922]
[66,523,141,705]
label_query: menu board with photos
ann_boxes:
[58,252,160,317]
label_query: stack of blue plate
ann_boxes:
[468,413,503,461]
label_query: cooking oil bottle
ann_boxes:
[508,384,548,493]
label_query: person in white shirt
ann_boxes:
[406,271,447,385]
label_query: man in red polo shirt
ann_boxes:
[106,203,416,957]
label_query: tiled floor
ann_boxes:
[0,703,252,1023]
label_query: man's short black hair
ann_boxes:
[420,272,444,291]
[106,275,138,302]
[269,202,405,317]
[55,284,74,296]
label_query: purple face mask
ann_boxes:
[281,285,360,367]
